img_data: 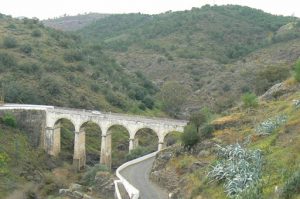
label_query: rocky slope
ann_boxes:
[150,79,300,198]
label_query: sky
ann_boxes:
[0,0,299,20]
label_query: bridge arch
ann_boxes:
[79,121,102,166]
[101,124,131,169]
[163,131,182,147]
[50,116,78,131]
[51,118,76,165]
[134,127,159,152]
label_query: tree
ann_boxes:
[3,36,17,48]
[190,111,207,132]
[159,81,189,117]
[181,124,199,149]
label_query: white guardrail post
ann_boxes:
[114,151,158,199]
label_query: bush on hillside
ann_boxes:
[20,44,32,55]
[0,152,9,174]
[40,76,63,96]
[242,92,258,108]
[125,146,152,161]
[142,95,154,109]
[63,50,83,62]
[281,170,300,199]
[3,36,17,48]
[199,123,214,139]
[255,65,290,94]
[2,113,16,127]
[105,91,129,111]
[160,81,189,117]
[181,124,199,150]
[80,164,109,186]
[0,52,17,68]
[31,29,42,37]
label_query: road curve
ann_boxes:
[120,156,169,199]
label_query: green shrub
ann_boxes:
[20,44,32,55]
[40,76,62,96]
[18,62,40,74]
[181,124,199,149]
[281,170,300,199]
[295,61,300,82]
[31,29,42,37]
[105,91,128,110]
[199,124,214,139]
[80,164,109,186]
[2,113,16,127]
[242,92,258,108]
[142,95,154,109]
[3,36,17,48]
[0,52,17,68]
[63,50,83,62]
[90,83,100,92]
[0,152,9,174]
[125,147,152,161]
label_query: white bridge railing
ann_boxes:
[114,151,158,199]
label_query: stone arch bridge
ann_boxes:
[0,104,187,170]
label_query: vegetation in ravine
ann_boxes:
[72,5,300,113]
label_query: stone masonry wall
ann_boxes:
[0,109,46,148]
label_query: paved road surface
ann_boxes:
[120,156,169,199]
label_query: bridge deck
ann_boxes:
[0,103,188,126]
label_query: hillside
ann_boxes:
[150,78,300,198]
[76,5,300,114]
[0,14,162,116]
[43,13,110,31]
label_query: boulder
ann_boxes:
[69,183,83,191]
[260,82,295,100]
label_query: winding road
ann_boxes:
[120,156,169,199]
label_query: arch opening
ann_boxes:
[106,125,130,169]
[164,131,182,147]
[54,118,75,165]
[79,121,102,167]
[133,128,158,154]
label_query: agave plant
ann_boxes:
[208,143,262,198]
[255,115,287,135]
[293,99,300,109]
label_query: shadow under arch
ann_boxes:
[134,127,159,152]
[106,124,130,169]
[164,131,182,147]
[79,121,102,167]
[54,118,75,165]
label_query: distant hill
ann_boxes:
[76,5,300,113]
[0,14,161,116]
[43,13,110,31]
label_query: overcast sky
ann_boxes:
[1,0,299,20]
